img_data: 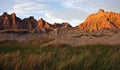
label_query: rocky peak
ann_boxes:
[98,9,104,13]
[29,16,34,20]
[36,18,53,33]
[53,22,72,28]
[62,22,72,27]
[38,18,52,29]
[1,12,8,18]
[11,12,16,17]
[2,12,8,16]
[10,12,18,29]
[40,18,44,21]
[78,9,120,32]
[38,18,46,27]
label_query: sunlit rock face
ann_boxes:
[37,18,53,33]
[78,9,120,31]
[0,12,72,33]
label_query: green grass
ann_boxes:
[0,41,120,70]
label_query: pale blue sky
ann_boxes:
[0,0,120,26]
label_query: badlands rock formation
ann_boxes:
[78,9,120,31]
[0,12,72,33]
[1,10,120,46]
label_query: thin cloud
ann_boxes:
[13,2,47,14]
[45,13,64,23]
[45,12,83,27]
[55,0,120,12]
[44,8,88,26]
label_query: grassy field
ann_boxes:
[0,41,120,70]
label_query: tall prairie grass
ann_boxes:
[0,41,120,70]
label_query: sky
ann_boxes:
[0,0,120,26]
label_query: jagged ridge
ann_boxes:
[78,9,120,31]
[0,12,72,33]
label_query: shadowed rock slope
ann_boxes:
[0,12,72,33]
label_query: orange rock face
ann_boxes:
[11,13,18,29]
[37,18,52,32]
[38,18,52,29]
[78,9,120,31]
[3,15,10,29]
